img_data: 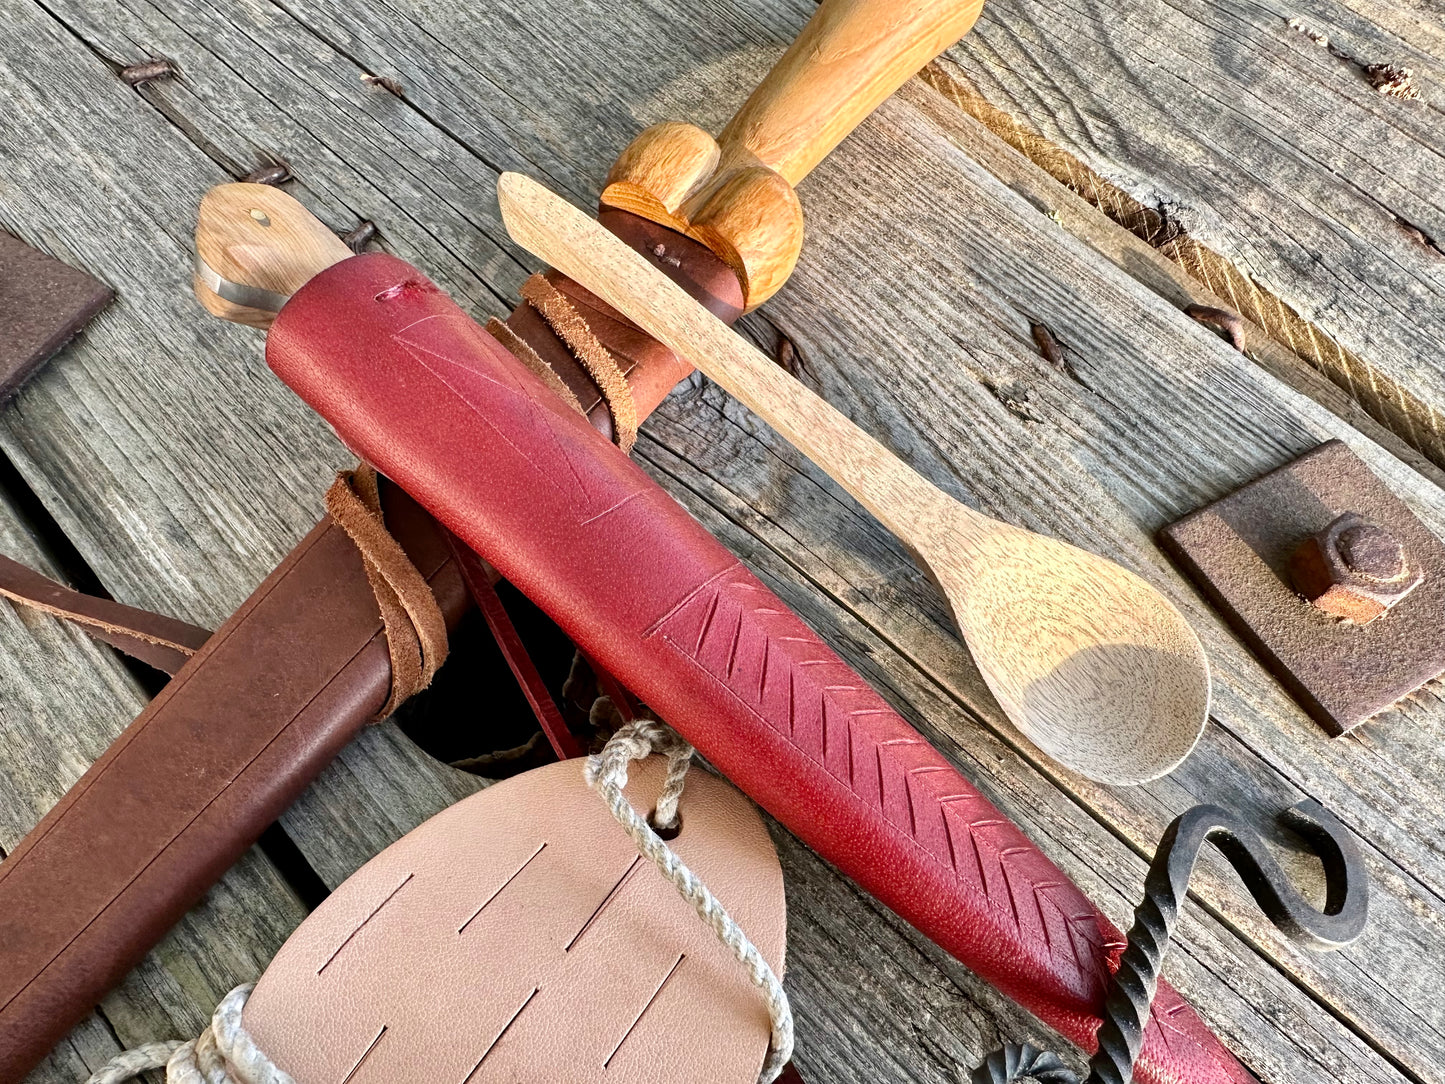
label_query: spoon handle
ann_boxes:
[499,172,979,557]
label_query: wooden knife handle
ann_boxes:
[195,183,353,329]
[713,0,984,186]
[601,0,983,309]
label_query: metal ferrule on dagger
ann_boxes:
[186,4,1254,1083]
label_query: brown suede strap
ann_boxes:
[323,464,449,715]
[519,273,638,453]
[486,316,586,416]
[0,552,210,675]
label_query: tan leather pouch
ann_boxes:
[243,756,787,1084]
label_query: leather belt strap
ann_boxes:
[0,552,211,675]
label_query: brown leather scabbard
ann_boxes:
[0,211,743,1084]
[0,484,465,1082]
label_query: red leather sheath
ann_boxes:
[267,253,1255,1084]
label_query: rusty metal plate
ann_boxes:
[0,232,112,403]
[1160,440,1445,736]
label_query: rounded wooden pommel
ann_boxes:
[681,166,803,310]
[194,183,352,328]
[600,122,721,233]
[601,123,803,310]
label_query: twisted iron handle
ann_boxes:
[972,799,1369,1084]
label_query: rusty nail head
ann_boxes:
[1290,512,1423,624]
[119,59,178,86]
[1185,304,1246,352]
[244,163,293,186]
[342,220,378,253]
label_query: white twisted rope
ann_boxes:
[84,721,793,1084]
[82,985,284,1084]
[82,1042,185,1084]
[210,986,294,1084]
[164,1025,227,1084]
[585,718,794,1083]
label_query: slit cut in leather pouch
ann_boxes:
[241,755,787,1084]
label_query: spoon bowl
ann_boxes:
[939,521,1210,783]
[502,171,1213,784]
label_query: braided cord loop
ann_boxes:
[585,718,794,1083]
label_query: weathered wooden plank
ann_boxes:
[0,0,1439,1079]
[932,0,1445,464]
[900,76,1445,494]
[1326,0,1445,62]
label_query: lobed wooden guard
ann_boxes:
[600,0,984,309]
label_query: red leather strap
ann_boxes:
[447,534,585,761]
[585,650,642,724]
[265,254,1254,1084]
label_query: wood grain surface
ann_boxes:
[604,0,985,307]
[939,0,1445,465]
[194,184,354,327]
[0,0,1442,1082]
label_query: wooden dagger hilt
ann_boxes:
[600,0,983,310]
[194,183,353,329]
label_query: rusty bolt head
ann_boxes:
[1290,512,1423,623]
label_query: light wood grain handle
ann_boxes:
[602,0,982,309]
[194,183,353,329]
[714,0,984,186]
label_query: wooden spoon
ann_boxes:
[498,171,1211,785]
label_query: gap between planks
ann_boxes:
[913,56,1445,477]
